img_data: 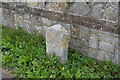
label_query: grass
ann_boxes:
[1,25,120,78]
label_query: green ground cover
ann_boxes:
[1,25,120,78]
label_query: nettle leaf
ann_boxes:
[32,61,38,66]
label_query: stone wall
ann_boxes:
[0,1,120,65]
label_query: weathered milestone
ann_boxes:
[46,24,70,64]
[0,2,120,65]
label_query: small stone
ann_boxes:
[46,24,70,64]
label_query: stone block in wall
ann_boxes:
[14,14,23,27]
[42,26,51,36]
[2,9,15,28]
[98,32,118,45]
[0,8,2,25]
[79,46,89,55]
[22,16,41,34]
[113,42,120,65]
[90,4,103,19]
[79,25,90,40]
[22,21,33,33]
[89,30,98,49]
[97,50,114,61]
[69,37,89,56]
[46,24,70,64]
[37,2,45,9]
[70,24,80,39]
[34,25,43,34]
[42,18,52,26]
[119,38,120,65]
[45,2,68,12]
[89,48,115,63]
[23,14,30,20]
[118,48,120,65]
[102,2,118,22]
[60,23,71,33]
[68,2,91,16]
[99,40,115,53]
[104,52,114,61]
[88,48,99,59]
[27,2,38,8]
[30,15,43,26]
[69,39,80,48]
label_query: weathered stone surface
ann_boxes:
[97,50,105,60]
[27,2,38,8]
[42,18,52,26]
[14,14,23,27]
[71,24,80,39]
[0,8,2,25]
[38,2,45,9]
[2,9,15,28]
[70,38,88,50]
[23,14,30,20]
[45,2,68,12]
[99,40,114,53]
[89,48,115,62]
[88,48,99,59]
[79,46,89,55]
[90,4,103,19]
[89,31,98,49]
[42,26,51,35]
[118,49,120,65]
[104,52,114,61]
[79,25,90,40]
[98,32,118,45]
[69,39,78,48]
[46,24,70,64]
[60,23,71,33]
[102,2,118,22]
[113,42,120,65]
[22,20,33,33]
[68,2,91,16]
[34,26,43,34]
[91,1,107,6]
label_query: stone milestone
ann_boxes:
[46,24,70,64]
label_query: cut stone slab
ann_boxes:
[102,2,118,22]
[46,24,70,64]
[68,2,91,16]
[45,2,68,12]
[90,4,103,19]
